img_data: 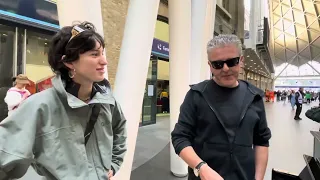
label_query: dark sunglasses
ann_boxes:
[209,57,240,69]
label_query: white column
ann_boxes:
[112,0,160,180]
[190,0,216,84]
[169,0,191,177]
[57,0,107,78]
[249,0,258,49]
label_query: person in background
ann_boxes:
[282,90,287,104]
[0,22,127,180]
[265,89,269,102]
[171,34,271,180]
[295,87,304,120]
[270,90,275,102]
[305,91,311,104]
[290,90,296,110]
[4,74,31,116]
[160,89,169,113]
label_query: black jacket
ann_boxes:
[171,80,271,180]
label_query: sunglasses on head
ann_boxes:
[210,57,240,69]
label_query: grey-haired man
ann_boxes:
[171,34,271,180]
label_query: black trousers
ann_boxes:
[295,103,302,118]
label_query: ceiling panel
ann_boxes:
[311,37,320,48]
[299,47,311,59]
[295,24,306,36]
[285,34,298,52]
[271,0,320,76]
[282,0,292,7]
[273,0,280,10]
[308,30,320,42]
[274,5,283,16]
[282,4,291,15]
[275,33,286,46]
[283,9,294,22]
[302,0,316,14]
[309,20,320,31]
[292,0,303,11]
[286,49,297,60]
[310,45,320,59]
[293,11,306,25]
[297,30,309,42]
[305,14,317,27]
[274,28,283,38]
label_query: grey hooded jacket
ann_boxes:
[0,75,127,180]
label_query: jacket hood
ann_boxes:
[190,79,265,97]
[51,74,115,108]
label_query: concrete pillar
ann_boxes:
[112,0,160,179]
[169,0,191,177]
[249,0,257,50]
[190,0,217,84]
[57,0,108,78]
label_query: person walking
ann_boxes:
[290,90,296,110]
[294,87,304,120]
[171,34,271,180]
[0,22,127,180]
[4,74,31,116]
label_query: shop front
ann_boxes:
[0,0,59,120]
[140,17,170,126]
[140,38,169,126]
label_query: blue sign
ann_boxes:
[0,0,59,29]
[151,38,169,58]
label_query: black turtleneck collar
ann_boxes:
[65,79,111,100]
[65,81,97,100]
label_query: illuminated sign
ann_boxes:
[0,0,59,29]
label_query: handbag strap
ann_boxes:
[84,104,101,145]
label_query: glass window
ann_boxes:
[26,30,53,83]
[0,24,15,87]
[0,24,15,120]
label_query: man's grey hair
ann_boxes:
[207,34,243,56]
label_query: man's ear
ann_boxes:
[240,56,244,67]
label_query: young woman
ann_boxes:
[0,22,127,180]
[4,74,31,116]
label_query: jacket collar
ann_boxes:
[190,79,264,98]
[52,74,115,108]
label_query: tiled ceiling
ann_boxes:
[270,0,320,76]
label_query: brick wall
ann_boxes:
[100,0,168,88]
[100,0,129,88]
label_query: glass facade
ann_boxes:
[0,22,55,119]
[0,24,15,120]
[26,31,53,82]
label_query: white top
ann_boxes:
[4,87,31,116]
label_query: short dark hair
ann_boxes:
[48,22,105,82]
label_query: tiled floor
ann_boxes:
[131,101,320,180]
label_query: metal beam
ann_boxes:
[275,56,297,80]
[307,62,320,75]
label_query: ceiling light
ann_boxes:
[247,55,250,57]
[250,60,253,61]
[254,63,256,64]
[250,66,252,67]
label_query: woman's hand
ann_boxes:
[108,169,114,179]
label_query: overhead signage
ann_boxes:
[151,38,169,59]
[0,0,59,29]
